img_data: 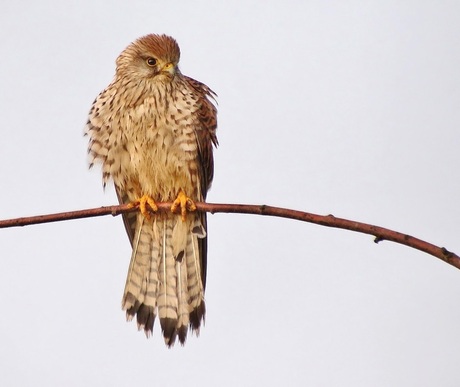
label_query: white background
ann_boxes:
[1,1,459,386]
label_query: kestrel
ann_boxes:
[86,34,218,347]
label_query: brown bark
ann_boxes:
[0,202,458,270]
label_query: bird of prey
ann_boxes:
[86,34,218,347]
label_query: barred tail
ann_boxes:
[121,213,206,347]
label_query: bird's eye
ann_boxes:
[146,57,157,66]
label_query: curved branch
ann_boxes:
[0,202,458,270]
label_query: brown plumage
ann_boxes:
[86,34,217,346]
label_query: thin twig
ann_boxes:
[0,202,458,270]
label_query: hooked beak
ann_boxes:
[162,62,176,76]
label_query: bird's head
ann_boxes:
[115,34,181,82]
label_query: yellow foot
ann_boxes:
[171,189,196,222]
[128,194,158,220]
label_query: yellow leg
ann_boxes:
[171,189,196,222]
[128,194,158,220]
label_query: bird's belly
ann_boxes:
[118,129,200,202]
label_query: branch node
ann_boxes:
[374,236,384,244]
[441,247,453,258]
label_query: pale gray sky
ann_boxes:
[1,1,460,386]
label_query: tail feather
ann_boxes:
[123,216,151,314]
[122,214,206,346]
[176,255,190,344]
[158,220,179,346]
[122,215,161,334]
[187,220,205,307]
